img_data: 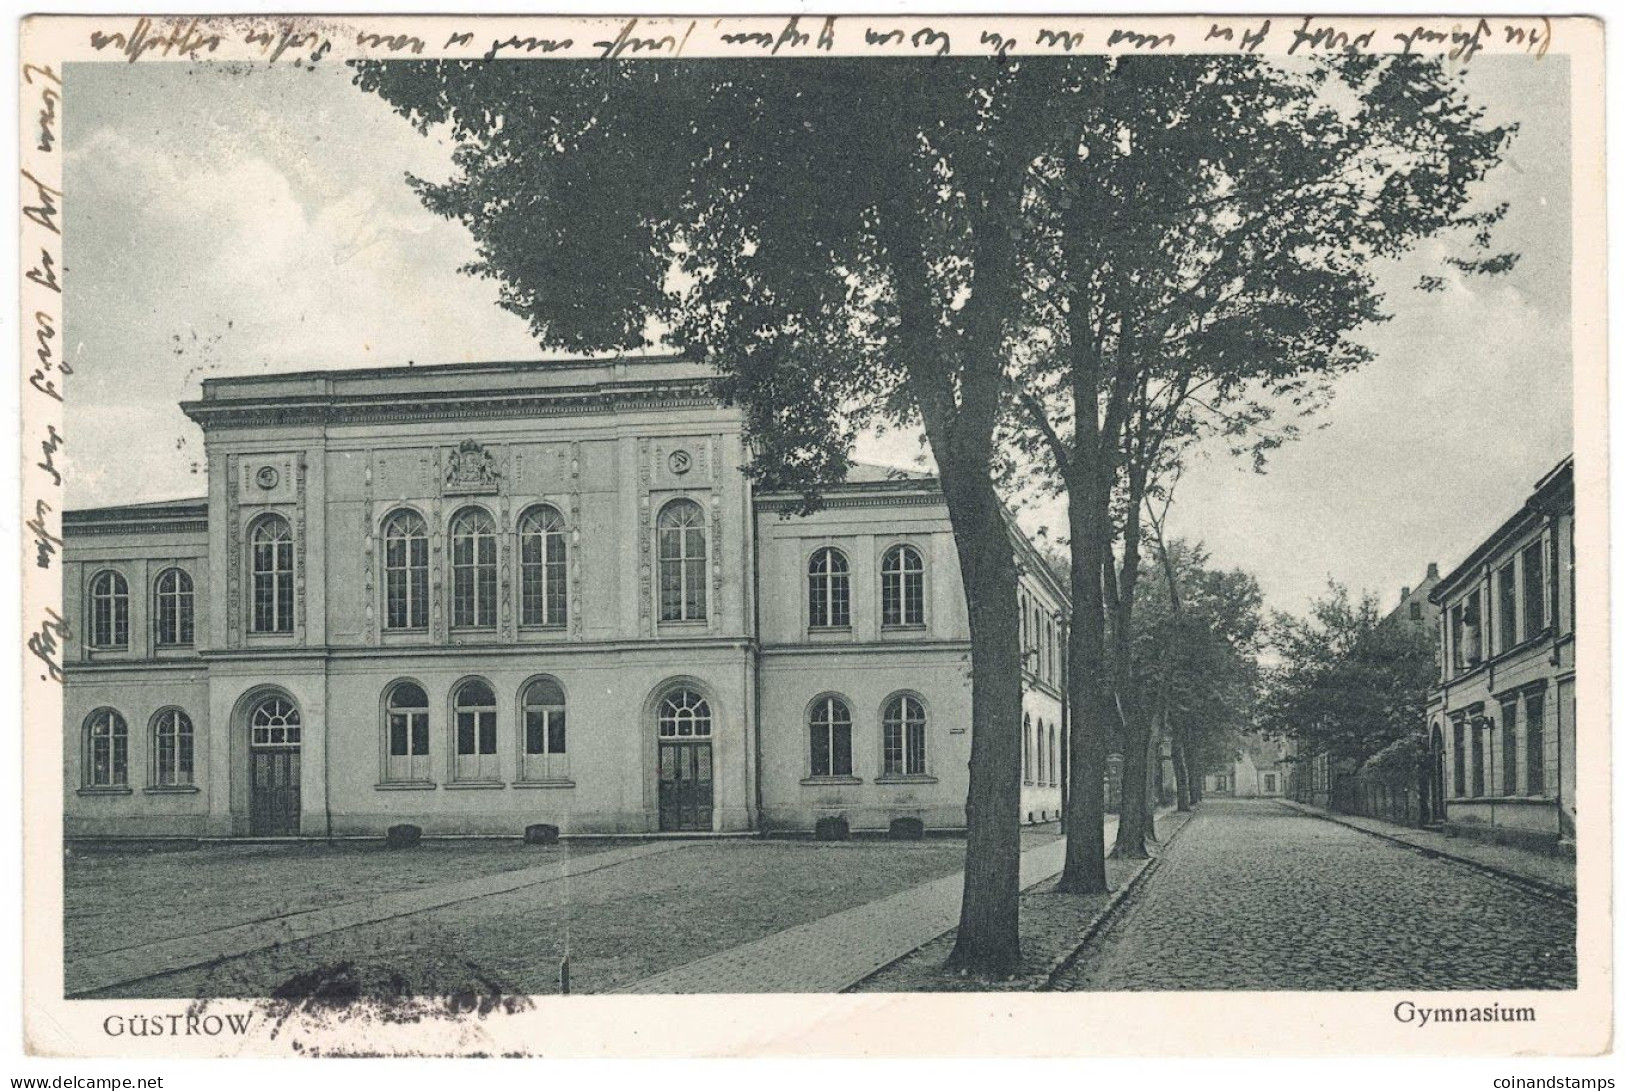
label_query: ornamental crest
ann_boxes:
[444,438,500,495]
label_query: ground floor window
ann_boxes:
[1462,721,1475,796]
[882,694,926,777]
[809,695,852,778]
[385,681,431,782]
[522,677,568,781]
[1500,700,1519,796]
[1526,690,1546,795]
[85,709,128,788]
[152,709,194,787]
[454,678,499,781]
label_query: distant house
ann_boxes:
[1427,455,1575,856]
[1205,735,1289,798]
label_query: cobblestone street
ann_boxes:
[1051,799,1576,992]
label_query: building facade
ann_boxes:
[1427,456,1576,854]
[63,356,1068,838]
[1205,735,1289,799]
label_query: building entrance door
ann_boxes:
[247,694,302,836]
[250,748,301,836]
[657,740,713,832]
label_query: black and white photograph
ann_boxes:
[15,10,1611,1061]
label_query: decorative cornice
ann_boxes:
[180,382,721,430]
[63,518,208,537]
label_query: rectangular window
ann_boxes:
[1522,540,1546,642]
[1498,560,1518,653]
[1500,699,1519,796]
[455,709,498,780]
[1526,691,1546,795]
[523,708,567,780]
[387,710,430,781]
[1470,719,1485,798]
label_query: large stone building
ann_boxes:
[63,356,1068,838]
[1427,455,1576,854]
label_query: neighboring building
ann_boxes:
[63,355,1068,838]
[1427,455,1576,854]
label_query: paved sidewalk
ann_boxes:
[618,818,1120,994]
[67,840,687,997]
[1281,800,1575,897]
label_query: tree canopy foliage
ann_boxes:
[1258,582,1438,768]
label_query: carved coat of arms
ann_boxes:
[444,439,500,494]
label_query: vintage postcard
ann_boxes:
[17,12,1609,1059]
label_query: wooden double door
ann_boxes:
[657,740,713,832]
[250,747,301,836]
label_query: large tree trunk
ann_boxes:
[1058,472,1112,894]
[1171,719,1193,812]
[941,471,1024,976]
[1112,707,1153,858]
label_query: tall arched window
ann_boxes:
[881,545,925,627]
[152,709,194,787]
[1023,713,1034,784]
[657,688,712,738]
[89,570,130,649]
[657,499,708,622]
[84,709,128,788]
[521,677,568,781]
[1035,717,1046,786]
[809,695,853,778]
[450,508,497,630]
[153,568,194,647]
[250,515,295,634]
[1048,722,1059,788]
[882,694,927,777]
[807,547,851,629]
[250,696,301,747]
[453,678,498,781]
[385,681,430,782]
[382,510,429,631]
[519,506,568,629]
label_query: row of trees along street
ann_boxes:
[1258,583,1442,818]
[355,54,1514,977]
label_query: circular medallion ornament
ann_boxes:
[668,450,692,476]
[256,466,280,490]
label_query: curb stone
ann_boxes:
[1039,809,1196,989]
[1280,800,1575,907]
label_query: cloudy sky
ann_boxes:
[64,56,1573,619]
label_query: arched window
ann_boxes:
[881,545,925,627]
[453,678,498,781]
[521,677,567,781]
[882,694,927,777]
[519,506,568,629]
[153,568,194,647]
[808,547,851,630]
[1023,713,1034,784]
[84,709,128,787]
[1049,722,1059,787]
[152,709,194,787]
[657,499,708,622]
[250,696,301,747]
[1036,717,1047,786]
[382,510,429,631]
[809,695,853,778]
[450,508,497,629]
[385,681,430,782]
[250,515,295,634]
[657,688,712,738]
[89,570,129,650]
